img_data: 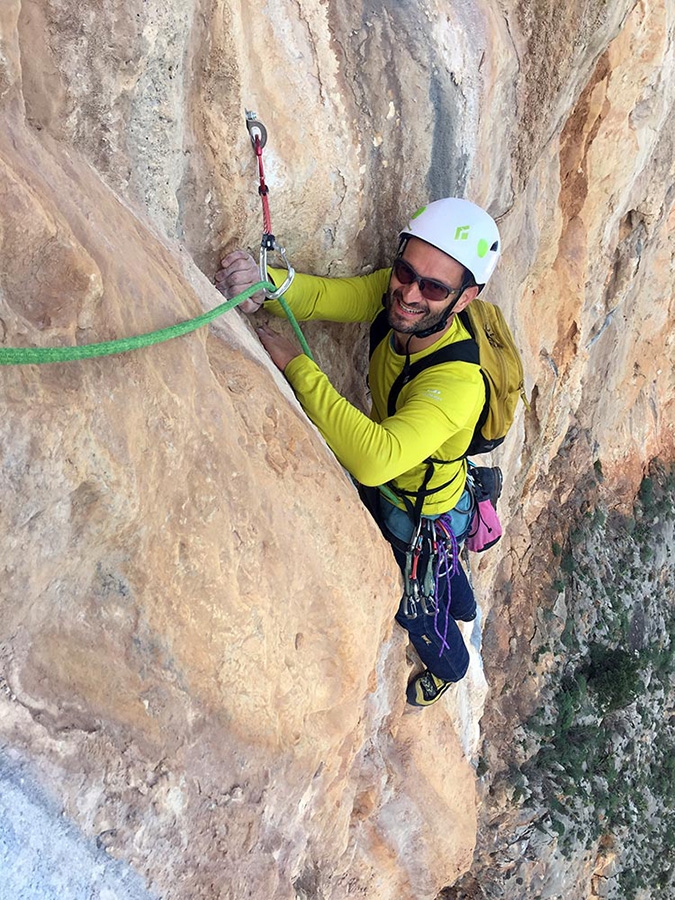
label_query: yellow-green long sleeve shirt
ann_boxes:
[265,268,485,515]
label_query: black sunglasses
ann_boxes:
[392,257,463,302]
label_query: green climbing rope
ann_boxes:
[272,294,314,362]
[273,292,313,360]
[0,281,314,366]
[378,484,402,507]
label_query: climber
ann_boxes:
[215,198,501,707]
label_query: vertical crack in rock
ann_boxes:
[513,0,637,190]
[427,71,468,199]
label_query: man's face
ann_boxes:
[386,237,469,336]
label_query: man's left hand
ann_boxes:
[256,324,302,372]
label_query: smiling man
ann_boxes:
[215,198,501,706]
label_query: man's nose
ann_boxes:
[401,280,424,303]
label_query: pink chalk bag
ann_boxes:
[465,465,503,553]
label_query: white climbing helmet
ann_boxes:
[400,198,501,288]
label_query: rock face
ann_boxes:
[0,1,674,899]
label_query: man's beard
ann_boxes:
[385,288,450,335]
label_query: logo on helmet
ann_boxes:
[454,225,470,240]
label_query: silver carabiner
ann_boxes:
[420,591,437,616]
[402,590,419,620]
[245,110,267,148]
[259,240,295,300]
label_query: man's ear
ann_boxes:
[453,285,480,315]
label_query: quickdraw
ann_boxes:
[245,110,295,300]
[402,518,424,620]
[401,515,460,656]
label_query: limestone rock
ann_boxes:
[1,0,674,899]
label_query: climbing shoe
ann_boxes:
[406,670,453,707]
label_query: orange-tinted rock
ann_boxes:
[1,0,674,898]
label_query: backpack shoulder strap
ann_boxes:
[458,308,476,340]
[387,340,479,417]
[368,305,390,359]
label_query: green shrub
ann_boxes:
[640,544,654,562]
[550,818,565,836]
[585,644,643,712]
[639,476,655,514]
[561,553,575,575]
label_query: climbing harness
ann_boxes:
[245,111,295,301]
[244,111,312,361]
[401,514,460,657]
[397,464,502,657]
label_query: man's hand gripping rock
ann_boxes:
[215,250,302,372]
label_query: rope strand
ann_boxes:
[0,281,278,365]
[433,516,459,656]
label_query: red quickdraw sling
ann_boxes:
[245,110,295,299]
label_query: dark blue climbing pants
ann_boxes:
[391,542,474,683]
[357,484,475,683]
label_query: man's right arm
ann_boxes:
[215,251,390,323]
[264,268,389,324]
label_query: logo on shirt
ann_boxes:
[424,389,443,401]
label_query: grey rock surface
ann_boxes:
[0,753,155,900]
